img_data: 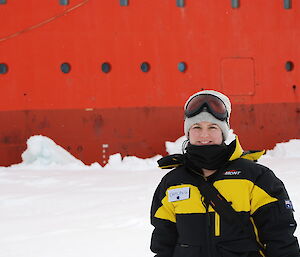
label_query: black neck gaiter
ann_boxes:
[184,142,235,172]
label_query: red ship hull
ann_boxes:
[0,0,299,166]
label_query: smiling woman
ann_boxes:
[189,122,223,146]
[188,121,224,178]
[150,90,300,257]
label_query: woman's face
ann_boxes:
[189,121,223,145]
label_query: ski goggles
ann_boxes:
[184,94,228,121]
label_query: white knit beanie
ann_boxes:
[184,90,231,140]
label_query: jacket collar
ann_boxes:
[157,136,265,169]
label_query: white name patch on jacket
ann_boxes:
[168,187,190,202]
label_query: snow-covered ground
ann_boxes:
[0,135,299,257]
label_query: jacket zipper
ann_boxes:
[202,175,215,257]
[206,205,213,257]
[202,194,213,257]
[215,212,220,236]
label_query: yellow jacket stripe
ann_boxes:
[154,181,278,222]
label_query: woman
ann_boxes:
[150,90,300,257]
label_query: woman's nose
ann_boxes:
[199,129,209,138]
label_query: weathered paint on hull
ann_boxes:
[1,1,300,166]
[0,102,299,166]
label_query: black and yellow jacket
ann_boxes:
[150,139,300,257]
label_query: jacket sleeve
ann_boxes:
[251,166,300,257]
[150,179,178,257]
